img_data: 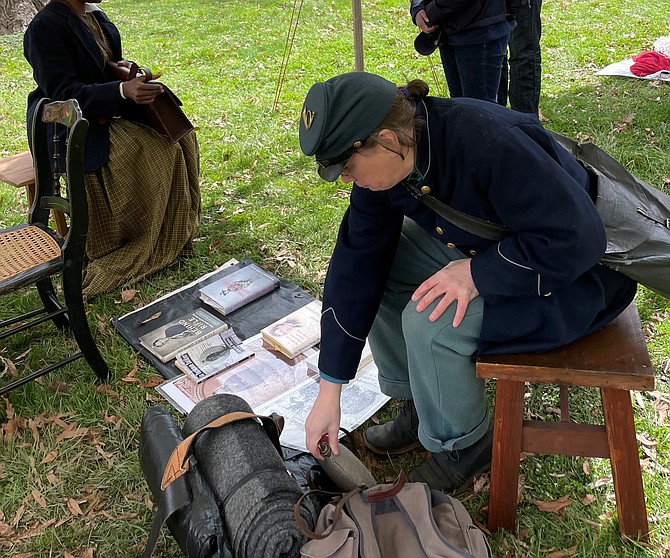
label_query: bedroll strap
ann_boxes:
[161,411,284,490]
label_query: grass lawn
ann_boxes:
[1,0,669,556]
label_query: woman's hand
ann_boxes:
[415,9,438,34]
[411,258,479,327]
[121,75,164,105]
[305,379,343,460]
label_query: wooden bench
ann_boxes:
[476,302,653,541]
[0,150,68,236]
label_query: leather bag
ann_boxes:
[108,61,194,143]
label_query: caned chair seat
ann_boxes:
[0,98,108,396]
[0,224,63,294]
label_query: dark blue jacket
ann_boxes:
[410,0,508,35]
[318,97,636,382]
[24,1,131,171]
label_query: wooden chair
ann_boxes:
[477,302,653,541]
[0,150,68,236]
[0,98,109,396]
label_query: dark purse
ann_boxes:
[107,61,194,143]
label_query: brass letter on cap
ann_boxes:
[302,107,315,130]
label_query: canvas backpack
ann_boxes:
[295,472,491,558]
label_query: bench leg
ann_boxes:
[488,379,525,533]
[601,387,649,541]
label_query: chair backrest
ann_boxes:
[30,98,89,262]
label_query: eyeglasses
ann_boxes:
[315,144,359,170]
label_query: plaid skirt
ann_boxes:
[82,119,201,297]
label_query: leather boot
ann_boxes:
[363,400,421,455]
[408,422,493,494]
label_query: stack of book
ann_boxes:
[260,300,322,359]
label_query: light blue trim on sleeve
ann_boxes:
[319,371,350,385]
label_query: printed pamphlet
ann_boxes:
[175,329,255,383]
[156,333,318,414]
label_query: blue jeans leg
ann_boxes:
[439,35,509,102]
[498,0,542,113]
[368,218,489,453]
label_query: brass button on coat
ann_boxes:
[436,227,444,235]
[469,249,477,256]
[421,185,431,194]
[543,292,552,297]
[447,242,456,249]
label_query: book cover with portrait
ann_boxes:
[175,328,255,382]
[138,308,229,363]
[260,300,322,359]
[199,262,280,316]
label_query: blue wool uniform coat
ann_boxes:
[24,1,129,171]
[318,97,636,382]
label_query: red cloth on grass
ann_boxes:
[630,51,670,76]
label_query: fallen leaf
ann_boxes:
[47,472,60,486]
[66,498,83,516]
[531,495,570,514]
[547,545,578,558]
[41,450,58,464]
[588,476,611,489]
[599,511,614,521]
[55,423,90,443]
[636,433,657,447]
[11,501,26,527]
[121,365,140,383]
[582,494,596,506]
[31,489,46,508]
[140,376,163,388]
[4,358,18,377]
[95,384,121,398]
[120,288,137,303]
[582,460,590,475]
[140,312,162,324]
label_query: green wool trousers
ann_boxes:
[368,218,490,453]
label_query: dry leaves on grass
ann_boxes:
[531,495,571,514]
[546,545,578,558]
[116,288,138,303]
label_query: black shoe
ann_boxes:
[364,400,422,455]
[408,423,493,494]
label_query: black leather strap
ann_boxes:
[404,182,510,242]
[142,457,194,558]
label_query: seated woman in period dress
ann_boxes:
[23,0,201,297]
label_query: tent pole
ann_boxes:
[352,0,364,71]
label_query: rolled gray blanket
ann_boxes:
[183,394,316,558]
[139,405,230,558]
